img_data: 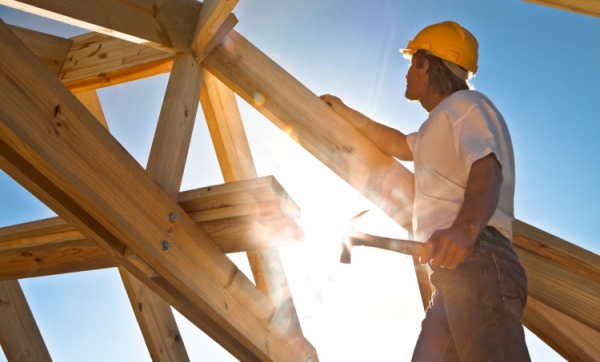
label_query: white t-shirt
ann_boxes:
[406,90,515,242]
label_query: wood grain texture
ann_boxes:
[0,19,311,361]
[9,24,71,76]
[0,176,304,282]
[201,70,257,183]
[146,53,202,200]
[514,244,600,332]
[200,70,316,359]
[524,297,600,362]
[74,91,108,128]
[124,50,202,362]
[0,280,52,362]
[192,13,238,65]
[119,269,189,362]
[203,30,415,228]
[60,32,174,93]
[0,0,201,52]
[191,0,238,58]
[77,87,190,361]
[523,0,600,18]
[513,219,600,283]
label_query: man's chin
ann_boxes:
[405,91,418,102]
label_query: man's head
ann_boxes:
[406,50,469,99]
[402,21,478,104]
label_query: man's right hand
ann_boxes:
[319,94,348,116]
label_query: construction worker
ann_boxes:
[320,21,530,361]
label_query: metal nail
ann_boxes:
[162,241,174,252]
[169,213,179,222]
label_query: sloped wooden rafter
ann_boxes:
[524,296,600,362]
[523,0,600,18]
[0,20,312,361]
[200,70,315,358]
[0,280,52,362]
[0,0,202,52]
[76,89,190,362]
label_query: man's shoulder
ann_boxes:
[434,90,499,119]
[444,90,489,108]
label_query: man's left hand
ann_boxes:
[420,225,477,269]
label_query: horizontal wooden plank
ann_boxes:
[60,31,174,93]
[9,24,72,76]
[0,0,201,52]
[523,0,600,18]
[0,177,303,281]
[0,18,311,361]
[524,297,600,362]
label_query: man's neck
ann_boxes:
[420,90,454,113]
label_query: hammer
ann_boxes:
[340,231,424,263]
[339,210,424,263]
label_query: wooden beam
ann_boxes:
[523,0,600,18]
[0,0,201,52]
[0,20,312,361]
[74,90,109,128]
[119,270,189,362]
[77,88,190,362]
[9,24,71,77]
[203,30,415,229]
[514,244,600,332]
[200,70,316,359]
[524,297,600,362]
[513,220,600,332]
[60,31,174,94]
[0,280,52,361]
[191,0,238,61]
[0,176,303,281]
[146,53,202,199]
[122,50,200,362]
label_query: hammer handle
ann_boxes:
[348,232,424,257]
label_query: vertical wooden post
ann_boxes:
[412,257,434,310]
[0,280,52,362]
[76,83,198,362]
[200,70,316,359]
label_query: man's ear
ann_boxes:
[418,58,429,78]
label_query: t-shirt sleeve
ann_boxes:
[406,132,418,152]
[452,104,502,172]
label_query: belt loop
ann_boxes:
[482,227,493,239]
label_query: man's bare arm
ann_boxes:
[420,153,503,269]
[319,94,413,161]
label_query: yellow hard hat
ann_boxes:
[401,21,479,75]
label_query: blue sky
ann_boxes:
[1,0,599,360]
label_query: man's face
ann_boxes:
[405,58,427,101]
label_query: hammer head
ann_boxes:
[339,210,368,264]
[340,236,352,264]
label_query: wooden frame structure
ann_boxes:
[0,0,598,361]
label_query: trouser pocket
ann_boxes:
[493,253,528,320]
